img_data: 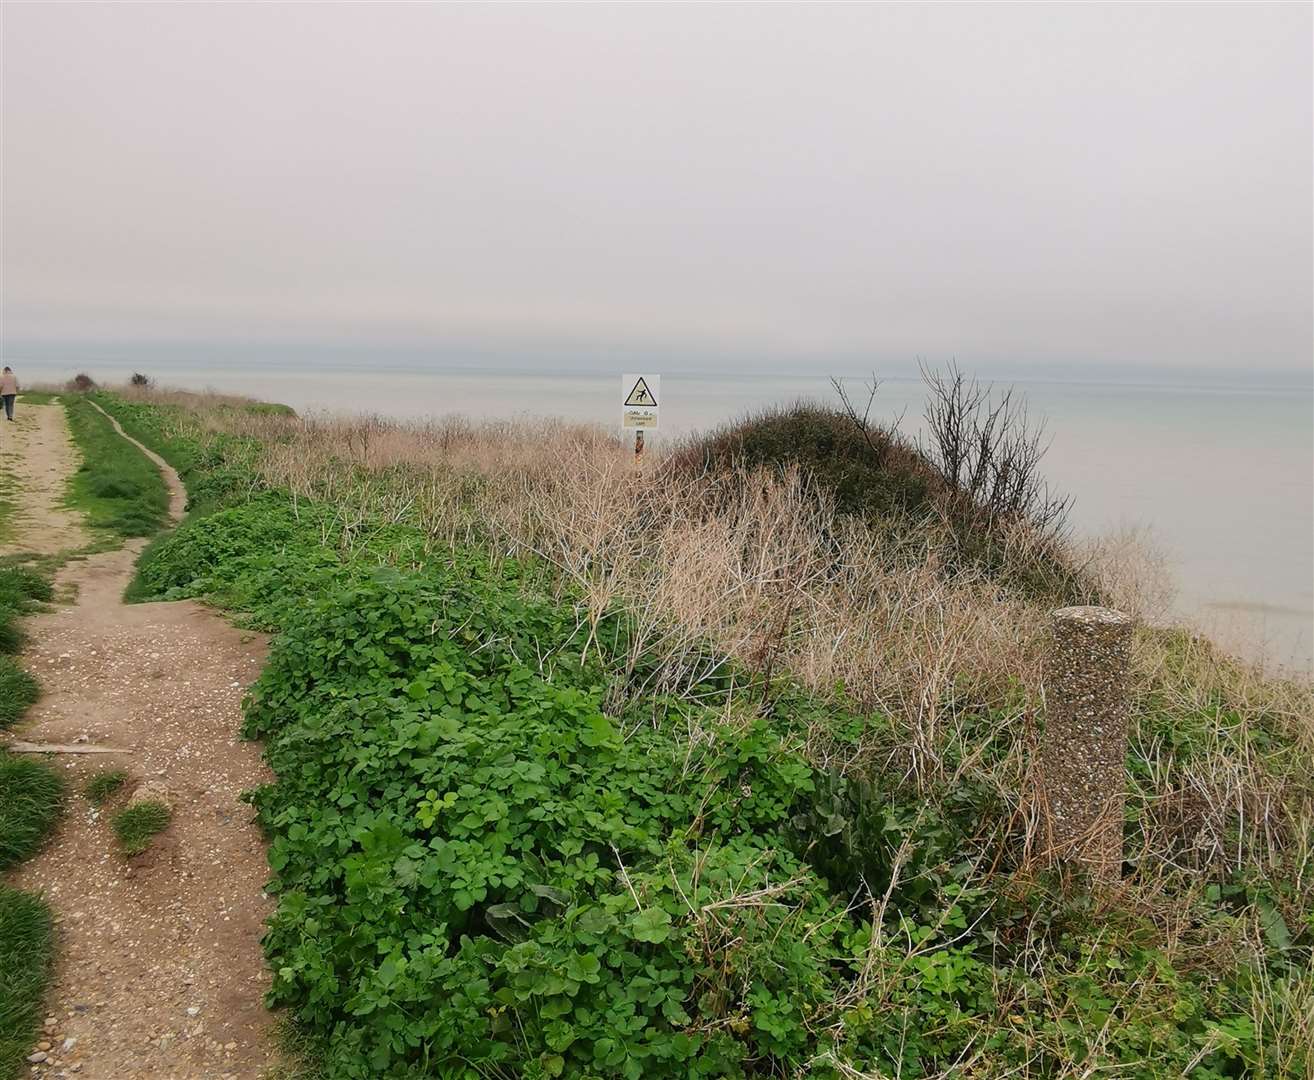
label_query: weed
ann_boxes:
[0,751,63,870]
[84,770,129,806]
[112,801,172,855]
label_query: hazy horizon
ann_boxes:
[4,3,1311,374]
[4,338,1313,390]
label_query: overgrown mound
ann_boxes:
[672,395,1090,605]
[672,402,938,521]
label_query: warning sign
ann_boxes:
[624,376,657,407]
[621,373,660,430]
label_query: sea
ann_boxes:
[7,346,1312,675]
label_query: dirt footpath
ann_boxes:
[0,402,89,556]
[3,402,279,1079]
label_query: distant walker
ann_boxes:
[1,366,18,422]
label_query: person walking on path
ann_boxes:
[1,367,18,421]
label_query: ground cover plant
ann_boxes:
[111,800,172,855]
[0,886,55,1078]
[102,387,1314,1078]
[62,395,170,538]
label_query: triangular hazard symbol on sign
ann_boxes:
[624,377,657,407]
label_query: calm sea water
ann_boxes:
[9,351,1312,673]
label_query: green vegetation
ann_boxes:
[89,391,274,518]
[63,396,169,538]
[0,563,51,656]
[13,391,61,406]
[84,769,129,806]
[0,564,49,726]
[0,886,55,1078]
[0,661,38,730]
[0,560,64,1080]
[101,391,1313,1079]
[111,800,171,855]
[0,752,63,870]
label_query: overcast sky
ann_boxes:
[2,2,1310,372]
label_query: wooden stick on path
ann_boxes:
[5,741,130,755]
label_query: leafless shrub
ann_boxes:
[920,360,1072,540]
[829,373,908,468]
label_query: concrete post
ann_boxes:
[1039,605,1134,882]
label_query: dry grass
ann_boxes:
[241,411,1050,739]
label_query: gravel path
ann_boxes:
[3,401,279,1078]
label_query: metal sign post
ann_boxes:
[621,373,659,457]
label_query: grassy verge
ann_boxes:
[0,887,54,1078]
[62,396,170,538]
[0,564,50,720]
[0,660,38,730]
[0,556,60,1079]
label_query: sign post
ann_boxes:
[621,373,659,457]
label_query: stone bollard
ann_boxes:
[1038,605,1134,882]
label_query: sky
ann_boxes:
[2,2,1311,374]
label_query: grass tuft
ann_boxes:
[112,800,171,855]
[84,769,129,806]
[0,886,55,1078]
[0,658,39,729]
[0,563,53,657]
[0,751,63,870]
